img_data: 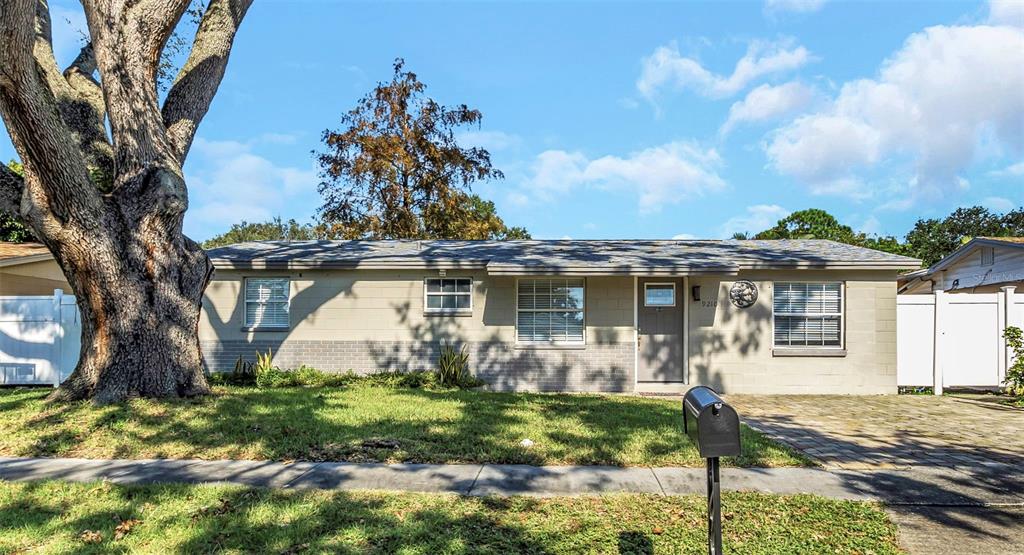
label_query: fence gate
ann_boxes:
[898,286,1021,393]
[0,290,80,386]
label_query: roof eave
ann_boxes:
[0,253,55,267]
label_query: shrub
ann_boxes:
[1004,326,1024,398]
[437,341,470,387]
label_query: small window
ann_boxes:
[517,278,585,344]
[245,278,290,329]
[425,278,472,314]
[981,247,995,266]
[773,282,843,348]
[645,283,676,307]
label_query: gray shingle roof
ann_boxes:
[207,240,921,274]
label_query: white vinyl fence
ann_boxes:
[0,290,80,386]
[898,286,1022,394]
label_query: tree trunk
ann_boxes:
[49,194,213,403]
[1,0,251,402]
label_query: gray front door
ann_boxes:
[637,277,684,383]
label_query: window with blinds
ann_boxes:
[773,282,842,348]
[245,278,290,329]
[517,278,585,344]
[425,278,472,313]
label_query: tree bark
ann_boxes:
[0,0,251,402]
[50,208,213,402]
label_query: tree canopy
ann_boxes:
[202,218,320,249]
[316,59,527,241]
[747,206,1023,266]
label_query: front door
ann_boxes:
[637,277,684,383]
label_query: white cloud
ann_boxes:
[765,24,1024,200]
[765,0,827,14]
[990,0,1024,27]
[637,39,812,101]
[720,81,816,135]
[981,196,1016,212]
[185,137,318,239]
[719,204,790,238]
[989,161,1024,177]
[520,141,726,212]
[671,233,698,240]
[455,130,521,152]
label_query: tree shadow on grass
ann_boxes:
[1,386,800,469]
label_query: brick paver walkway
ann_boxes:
[728,395,1024,470]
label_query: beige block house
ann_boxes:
[1,239,919,394]
[201,240,919,394]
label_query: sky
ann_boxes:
[3,0,1023,242]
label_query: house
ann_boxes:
[0,239,920,394]
[201,239,919,394]
[899,237,1024,295]
[0,242,67,295]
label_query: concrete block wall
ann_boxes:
[201,339,634,392]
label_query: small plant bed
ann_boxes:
[0,386,808,467]
[0,480,902,554]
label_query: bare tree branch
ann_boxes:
[162,0,253,162]
[62,42,114,182]
[0,164,25,218]
[0,0,101,222]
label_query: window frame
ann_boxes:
[515,277,587,347]
[643,282,677,307]
[423,277,474,315]
[243,276,291,331]
[771,281,845,351]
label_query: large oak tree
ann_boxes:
[0,0,252,402]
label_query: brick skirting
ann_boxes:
[201,340,635,392]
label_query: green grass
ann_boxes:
[0,480,902,554]
[0,386,808,467]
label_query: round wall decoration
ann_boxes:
[729,280,758,308]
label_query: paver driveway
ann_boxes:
[727,394,1024,470]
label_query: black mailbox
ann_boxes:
[683,386,741,459]
[682,386,742,555]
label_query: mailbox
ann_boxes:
[682,385,742,555]
[683,386,741,458]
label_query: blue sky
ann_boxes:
[3,0,1022,242]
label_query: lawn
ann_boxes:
[0,480,902,554]
[0,386,807,467]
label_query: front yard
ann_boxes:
[0,386,807,467]
[0,480,901,554]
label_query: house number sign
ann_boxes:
[729,280,758,308]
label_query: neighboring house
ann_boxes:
[899,237,1024,295]
[202,240,918,394]
[0,242,68,295]
[0,239,921,394]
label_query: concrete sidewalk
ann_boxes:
[2,456,1022,506]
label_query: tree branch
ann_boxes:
[62,42,114,182]
[161,0,253,162]
[0,164,25,218]
[0,0,102,223]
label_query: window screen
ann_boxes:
[245,278,290,328]
[517,278,585,343]
[773,282,842,348]
[425,278,472,312]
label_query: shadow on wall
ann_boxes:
[203,270,359,372]
[365,295,630,392]
[689,279,770,393]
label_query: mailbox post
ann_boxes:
[683,386,741,555]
